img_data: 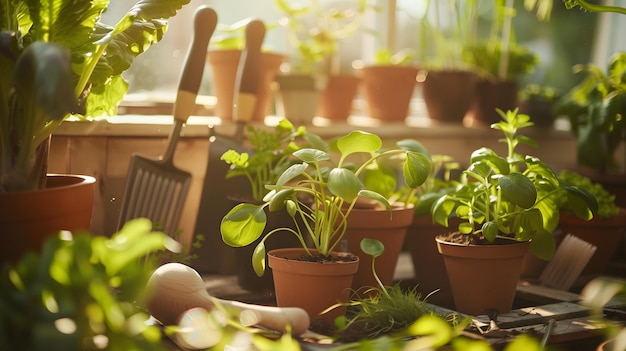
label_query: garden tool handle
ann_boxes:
[145,263,310,335]
[173,6,217,124]
[233,19,265,132]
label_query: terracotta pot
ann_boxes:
[405,215,462,308]
[422,70,477,123]
[268,248,359,321]
[465,78,519,126]
[234,206,301,293]
[317,74,361,121]
[342,206,414,292]
[558,208,626,276]
[274,74,327,125]
[359,65,419,121]
[207,50,283,121]
[436,235,530,316]
[0,174,96,263]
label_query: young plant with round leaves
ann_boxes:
[431,109,598,260]
[220,130,431,276]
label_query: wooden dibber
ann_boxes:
[145,263,311,336]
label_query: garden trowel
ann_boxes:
[190,19,265,274]
[117,7,217,235]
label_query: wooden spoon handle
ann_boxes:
[173,6,217,123]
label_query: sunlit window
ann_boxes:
[101,0,616,116]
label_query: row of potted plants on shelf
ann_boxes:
[217,109,625,329]
[206,0,626,182]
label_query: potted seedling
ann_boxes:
[273,0,369,123]
[461,0,541,126]
[0,0,190,262]
[221,130,431,320]
[220,119,315,292]
[419,0,479,123]
[431,108,598,316]
[207,18,283,122]
[358,47,420,123]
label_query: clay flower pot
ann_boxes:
[359,65,419,122]
[342,206,414,292]
[558,208,626,277]
[268,248,359,322]
[207,50,283,121]
[0,174,96,264]
[436,235,530,316]
[422,70,477,123]
[317,74,361,121]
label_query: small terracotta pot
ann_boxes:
[436,235,530,316]
[0,174,96,263]
[359,65,419,121]
[317,74,361,121]
[422,70,477,123]
[207,50,283,121]
[342,206,414,293]
[558,208,626,276]
[268,248,359,322]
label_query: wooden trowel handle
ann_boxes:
[173,6,217,123]
[234,19,265,124]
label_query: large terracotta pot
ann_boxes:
[422,70,477,123]
[465,78,519,126]
[436,235,530,316]
[317,74,361,121]
[0,174,96,263]
[207,50,283,121]
[342,206,414,292]
[359,65,419,122]
[558,208,626,276]
[268,248,359,322]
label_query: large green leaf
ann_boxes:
[14,42,75,122]
[498,172,537,209]
[403,151,431,188]
[328,167,363,202]
[335,130,382,164]
[221,203,267,247]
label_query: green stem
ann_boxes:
[569,0,626,15]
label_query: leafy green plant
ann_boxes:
[0,0,190,192]
[556,170,620,219]
[462,41,538,81]
[372,48,416,66]
[0,218,180,350]
[220,119,312,201]
[274,0,369,74]
[519,84,561,104]
[553,53,626,174]
[431,108,598,259]
[221,130,431,276]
